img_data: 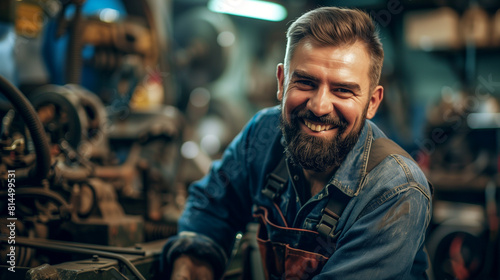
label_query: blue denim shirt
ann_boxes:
[163,106,432,279]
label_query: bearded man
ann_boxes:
[162,6,432,280]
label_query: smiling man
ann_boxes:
[163,7,432,280]
[278,38,383,196]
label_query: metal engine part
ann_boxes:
[29,84,110,162]
[0,74,182,278]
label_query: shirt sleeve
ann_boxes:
[314,185,431,280]
[162,109,272,274]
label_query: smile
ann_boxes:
[303,120,334,132]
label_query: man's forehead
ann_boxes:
[291,37,364,56]
[287,40,371,84]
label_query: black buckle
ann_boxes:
[317,210,340,239]
[262,173,287,200]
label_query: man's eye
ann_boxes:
[335,88,352,93]
[296,80,315,88]
[333,88,355,98]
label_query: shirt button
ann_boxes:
[293,175,299,181]
[318,194,323,199]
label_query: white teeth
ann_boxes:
[304,120,332,132]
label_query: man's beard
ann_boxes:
[279,108,366,173]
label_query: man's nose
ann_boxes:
[307,86,332,117]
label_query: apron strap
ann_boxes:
[317,187,351,239]
[261,156,288,200]
[366,138,415,173]
[317,137,424,240]
[367,138,433,194]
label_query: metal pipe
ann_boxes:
[0,75,51,182]
[8,236,146,256]
[3,187,68,205]
[0,236,146,280]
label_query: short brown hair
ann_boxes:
[284,7,384,91]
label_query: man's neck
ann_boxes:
[303,166,337,198]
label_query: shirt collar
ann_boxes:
[326,120,373,197]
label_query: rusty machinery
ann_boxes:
[0,0,187,279]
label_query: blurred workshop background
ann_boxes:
[0,0,499,279]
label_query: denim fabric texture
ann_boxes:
[163,106,432,279]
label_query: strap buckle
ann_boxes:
[262,173,287,200]
[317,209,340,239]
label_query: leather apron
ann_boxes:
[253,206,333,280]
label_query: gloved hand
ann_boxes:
[170,254,214,280]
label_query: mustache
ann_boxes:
[292,110,347,128]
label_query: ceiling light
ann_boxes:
[208,0,287,22]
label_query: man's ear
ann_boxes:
[366,85,384,119]
[276,63,285,101]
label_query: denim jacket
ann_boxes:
[162,106,432,279]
